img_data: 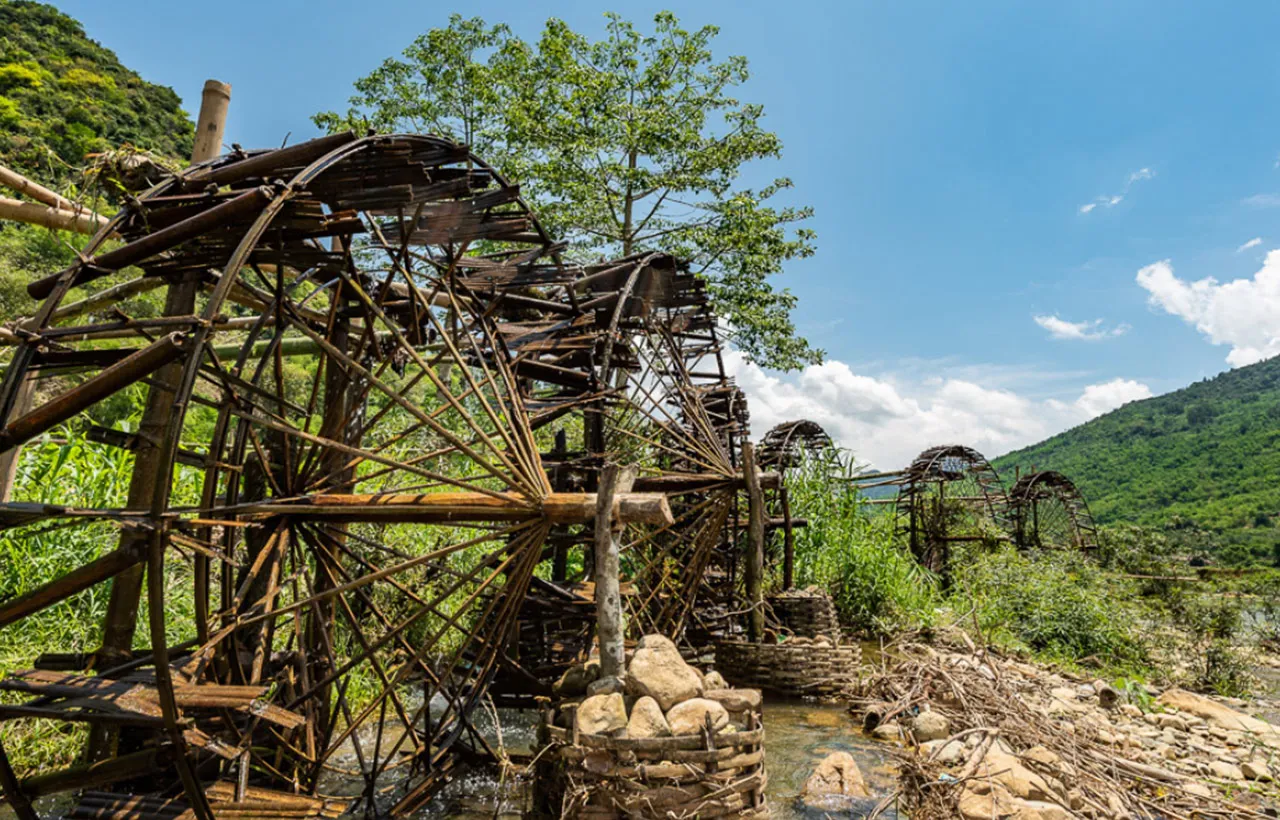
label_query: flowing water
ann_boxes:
[408,699,899,818]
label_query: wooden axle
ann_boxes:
[239,491,674,526]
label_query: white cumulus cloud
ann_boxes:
[726,353,1152,470]
[1137,252,1280,366]
[1033,314,1128,341]
[1238,237,1263,252]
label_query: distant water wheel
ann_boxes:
[0,133,675,818]
[1009,470,1099,552]
[894,445,1009,574]
[756,420,835,591]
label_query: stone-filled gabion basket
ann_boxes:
[533,635,768,818]
[769,587,840,638]
[714,637,860,697]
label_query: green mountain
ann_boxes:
[993,357,1280,561]
[0,0,193,182]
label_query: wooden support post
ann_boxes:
[742,442,766,643]
[90,80,230,763]
[594,464,634,682]
[780,483,795,591]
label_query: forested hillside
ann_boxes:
[995,356,1280,562]
[0,1,192,181]
[0,1,193,320]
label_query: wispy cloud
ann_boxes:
[1079,167,1155,214]
[1033,314,1129,341]
[1243,194,1280,208]
[1238,237,1263,253]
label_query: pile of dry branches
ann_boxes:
[851,637,1276,819]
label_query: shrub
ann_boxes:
[785,451,938,633]
[951,547,1148,669]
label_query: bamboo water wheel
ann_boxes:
[1008,470,1099,552]
[892,445,1010,574]
[0,133,759,817]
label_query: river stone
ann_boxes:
[576,693,627,736]
[800,751,871,807]
[921,738,966,765]
[1207,760,1244,780]
[625,633,702,711]
[703,687,762,713]
[911,710,950,742]
[1242,759,1273,781]
[957,781,1015,820]
[703,670,728,690]
[1014,800,1073,820]
[586,675,624,697]
[666,697,729,736]
[626,696,671,738]
[552,659,600,697]
[870,721,902,742]
[1157,714,1188,732]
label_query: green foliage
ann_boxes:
[994,355,1280,562]
[0,1,193,183]
[952,547,1149,669]
[784,451,938,632]
[315,12,819,371]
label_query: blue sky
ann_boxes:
[52,0,1280,467]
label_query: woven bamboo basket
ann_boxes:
[535,702,768,818]
[768,588,840,638]
[714,639,859,697]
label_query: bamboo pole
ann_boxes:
[780,483,795,591]
[0,196,108,236]
[191,80,231,164]
[742,442,766,642]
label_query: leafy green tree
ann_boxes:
[315,12,820,370]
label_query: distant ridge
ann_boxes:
[993,356,1280,560]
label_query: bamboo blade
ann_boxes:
[0,332,189,454]
[27,187,273,300]
[0,542,144,628]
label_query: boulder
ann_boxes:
[800,751,871,808]
[666,697,729,736]
[703,670,728,690]
[576,693,628,736]
[626,634,703,711]
[552,659,600,697]
[910,710,950,742]
[958,781,1016,819]
[980,747,1060,802]
[1157,689,1280,745]
[1157,714,1188,732]
[703,687,762,713]
[626,696,671,739]
[1242,759,1273,781]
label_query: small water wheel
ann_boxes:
[894,445,1010,573]
[1008,470,1099,552]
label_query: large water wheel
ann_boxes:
[0,133,746,818]
[1008,470,1099,552]
[894,445,1009,574]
